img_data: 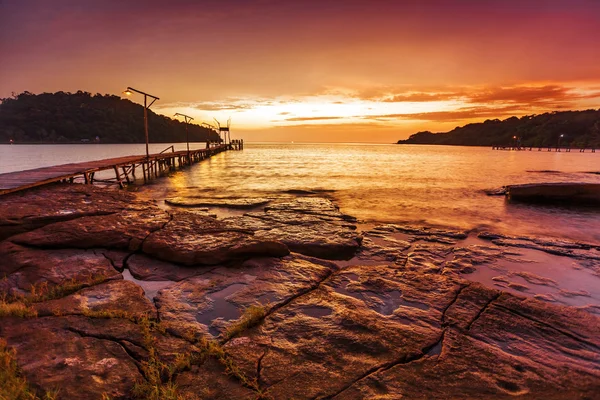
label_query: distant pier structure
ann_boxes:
[492,135,596,153]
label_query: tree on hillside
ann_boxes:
[397,109,600,148]
[0,91,221,144]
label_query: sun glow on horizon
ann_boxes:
[151,81,600,141]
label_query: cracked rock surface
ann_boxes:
[0,184,599,399]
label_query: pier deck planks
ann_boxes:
[0,146,228,195]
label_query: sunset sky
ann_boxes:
[1,0,599,142]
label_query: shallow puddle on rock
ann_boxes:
[195,283,247,336]
[298,306,332,318]
[332,273,362,300]
[376,290,403,315]
[466,247,600,310]
[122,269,173,301]
[334,276,426,316]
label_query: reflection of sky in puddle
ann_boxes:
[196,283,247,336]
[333,273,428,316]
[122,269,173,301]
[466,247,600,309]
[298,306,332,318]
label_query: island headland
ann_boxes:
[397,109,600,148]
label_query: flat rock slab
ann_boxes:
[0,316,144,400]
[10,209,171,251]
[357,227,600,313]
[340,291,600,399]
[155,254,337,338]
[225,198,362,260]
[165,197,271,209]
[220,265,462,399]
[0,242,121,298]
[506,182,600,205]
[142,212,289,265]
[0,184,148,241]
[33,279,156,318]
[219,264,600,399]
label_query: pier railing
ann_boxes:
[0,141,244,196]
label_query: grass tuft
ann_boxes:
[0,297,37,318]
[222,304,266,342]
[26,273,110,303]
[0,338,59,399]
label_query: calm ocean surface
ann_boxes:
[2,142,600,243]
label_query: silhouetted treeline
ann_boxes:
[397,110,600,148]
[0,91,221,143]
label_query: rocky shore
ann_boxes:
[1,184,599,399]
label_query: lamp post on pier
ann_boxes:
[123,87,159,158]
[174,112,194,162]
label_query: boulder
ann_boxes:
[506,182,600,205]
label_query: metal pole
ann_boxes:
[144,94,149,158]
[186,121,190,163]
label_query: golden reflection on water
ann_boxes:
[155,143,600,244]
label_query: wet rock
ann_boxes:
[506,182,600,205]
[155,254,337,338]
[165,196,271,209]
[377,224,469,240]
[225,198,362,260]
[0,184,145,241]
[0,316,144,400]
[0,242,121,298]
[33,280,156,318]
[10,209,171,251]
[142,212,289,265]
[254,224,361,260]
[264,197,356,222]
[483,186,507,196]
[507,282,530,292]
[351,235,409,264]
[559,289,591,298]
[405,243,453,274]
[510,271,557,287]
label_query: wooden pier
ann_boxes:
[492,145,596,153]
[0,141,243,196]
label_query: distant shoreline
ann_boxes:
[2,141,210,145]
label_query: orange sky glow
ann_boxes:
[1,0,599,142]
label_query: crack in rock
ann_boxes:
[441,283,470,326]
[256,350,267,389]
[324,332,447,400]
[466,293,502,331]
[220,264,339,346]
[65,326,147,378]
[494,304,600,351]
